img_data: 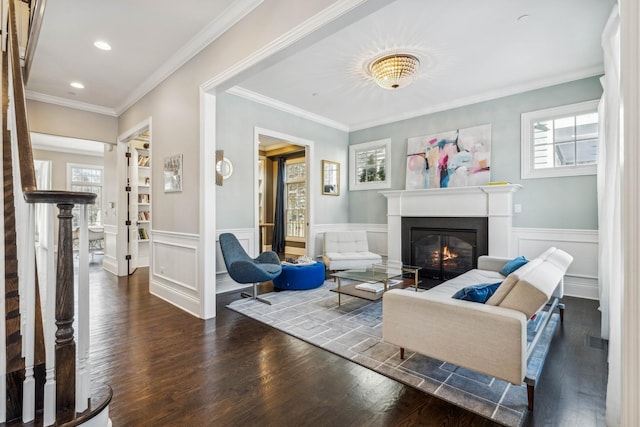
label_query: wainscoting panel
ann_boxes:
[215,228,256,294]
[102,224,119,275]
[512,227,599,300]
[150,230,201,316]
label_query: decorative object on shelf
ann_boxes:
[163,153,183,193]
[215,149,233,186]
[405,124,491,190]
[367,53,420,90]
[322,160,340,195]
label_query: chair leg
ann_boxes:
[527,384,534,410]
[241,282,271,305]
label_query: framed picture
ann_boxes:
[322,160,340,195]
[163,154,183,193]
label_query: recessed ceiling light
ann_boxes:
[70,82,85,89]
[94,40,112,51]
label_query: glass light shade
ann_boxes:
[368,54,420,90]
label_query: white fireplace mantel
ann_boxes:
[380,184,522,260]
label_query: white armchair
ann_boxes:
[322,231,382,272]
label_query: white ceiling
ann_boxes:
[25,0,262,115]
[24,0,612,130]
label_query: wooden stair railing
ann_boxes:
[3,0,112,424]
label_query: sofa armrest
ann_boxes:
[477,255,512,273]
[382,289,527,385]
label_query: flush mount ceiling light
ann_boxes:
[70,81,85,89]
[94,40,112,51]
[367,53,420,90]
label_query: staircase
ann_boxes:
[1,0,112,424]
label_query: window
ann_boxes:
[521,100,599,179]
[285,158,306,240]
[349,138,391,190]
[67,163,103,228]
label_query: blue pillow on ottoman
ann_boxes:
[500,256,529,276]
[452,281,502,303]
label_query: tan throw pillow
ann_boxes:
[497,279,549,319]
[486,273,519,306]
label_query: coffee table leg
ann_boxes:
[383,279,388,292]
[414,269,418,291]
[337,277,342,306]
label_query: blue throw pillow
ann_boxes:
[452,281,502,303]
[500,256,528,276]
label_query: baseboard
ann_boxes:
[102,256,118,276]
[564,276,599,300]
[150,279,202,318]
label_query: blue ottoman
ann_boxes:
[273,261,326,290]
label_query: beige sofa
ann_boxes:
[382,247,573,409]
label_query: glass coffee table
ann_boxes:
[330,262,421,306]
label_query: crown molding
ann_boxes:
[349,66,605,131]
[115,0,263,115]
[228,86,350,132]
[31,132,105,157]
[230,66,603,134]
[200,0,370,92]
[25,90,117,116]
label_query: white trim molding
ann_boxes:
[101,224,119,276]
[512,227,599,299]
[521,99,600,179]
[229,87,349,131]
[149,230,201,318]
[349,139,391,191]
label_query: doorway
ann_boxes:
[255,128,314,259]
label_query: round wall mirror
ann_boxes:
[216,157,233,179]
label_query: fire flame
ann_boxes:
[441,245,458,261]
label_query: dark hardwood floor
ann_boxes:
[87,260,607,426]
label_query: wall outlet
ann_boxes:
[514,204,522,213]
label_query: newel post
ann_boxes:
[55,202,76,423]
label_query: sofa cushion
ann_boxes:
[322,251,382,270]
[489,248,573,318]
[499,256,529,276]
[452,281,502,303]
[485,273,520,306]
[425,268,504,299]
[498,279,549,319]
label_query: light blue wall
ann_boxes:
[348,77,602,229]
[216,92,350,229]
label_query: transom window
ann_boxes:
[67,163,103,227]
[349,138,391,190]
[521,100,599,179]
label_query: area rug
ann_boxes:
[227,281,557,426]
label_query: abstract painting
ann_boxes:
[405,124,491,189]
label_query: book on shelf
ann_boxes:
[138,194,150,203]
[138,211,151,221]
[138,155,150,167]
[138,228,149,240]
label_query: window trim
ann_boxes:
[521,99,599,179]
[67,162,104,226]
[284,157,306,241]
[349,138,391,191]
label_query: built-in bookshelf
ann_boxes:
[128,135,151,268]
[136,147,151,248]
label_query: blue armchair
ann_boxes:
[219,233,282,305]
